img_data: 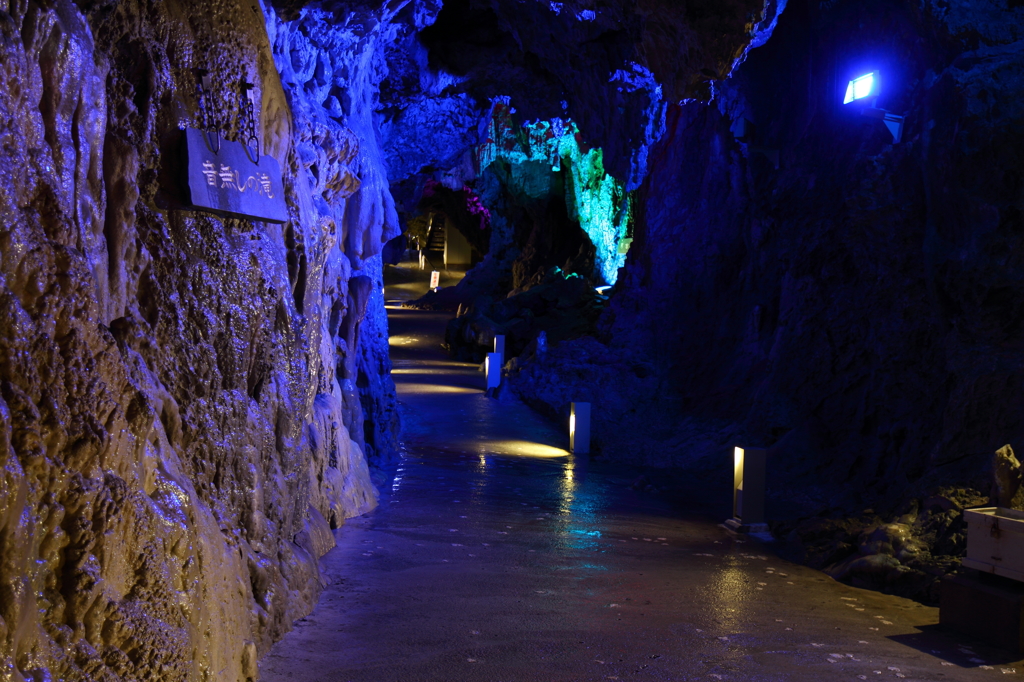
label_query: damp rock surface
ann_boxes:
[775,487,989,604]
[0,0,400,679]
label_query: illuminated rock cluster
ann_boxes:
[506,0,1024,602]
[477,105,633,285]
[417,0,780,183]
[392,0,786,298]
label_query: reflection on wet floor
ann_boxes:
[260,302,1022,682]
[383,261,467,305]
[395,383,480,395]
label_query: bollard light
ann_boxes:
[485,352,502,390]
[494,335,505,357]
[725,446,768,533]
[570,402,591,454]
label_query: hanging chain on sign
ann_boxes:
[182,69,286,223]
[238,80,261,164]
[193,68,221,152]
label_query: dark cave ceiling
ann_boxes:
[270,0,787,183]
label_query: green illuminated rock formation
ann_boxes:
[477,105,633,284]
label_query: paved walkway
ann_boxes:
[260,280,1014,681]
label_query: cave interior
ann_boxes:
[0,0,1023,678]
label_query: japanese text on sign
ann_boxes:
[201,161,276,198]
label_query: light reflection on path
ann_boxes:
[260,305,1019,682]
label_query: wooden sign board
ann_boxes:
[429,271,440,289]
[182,127,288,223]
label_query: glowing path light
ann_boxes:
[398,383,479,395]
[485,352,502,390]
[475,440,568,458]
[725,446,768,534]
[570,402,591,455]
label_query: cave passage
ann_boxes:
[258,272,1001,681]
[6,0,1024,677]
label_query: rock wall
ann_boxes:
[265,2,407,469]
[400,0,792,317]
[516,0,1024,511]
[0,0,400,679]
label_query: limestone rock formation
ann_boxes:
[0,0,402,679]
[990,444,1024,510]
[445,267,606,362]
[3,0,1022,674]
[1,0,789,674]
[508,0,1024,508]
[417,0,786,186]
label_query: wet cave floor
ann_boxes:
[260,268,1016,681]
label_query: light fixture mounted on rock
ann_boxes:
[843,71,904,144]
[844,72,878,104]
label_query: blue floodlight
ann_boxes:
[842,70,904,143]
[844,71,878,104]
